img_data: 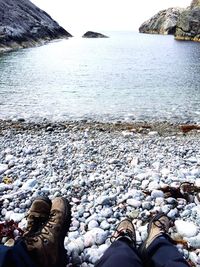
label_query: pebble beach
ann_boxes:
[0,120,200,266]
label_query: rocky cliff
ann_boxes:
[139,8,184,35]
[0,0,72,52]
[191,0,200,8]
[175,0,200,41]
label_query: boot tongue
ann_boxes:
[28,212,47,218]
[31,203,51,214]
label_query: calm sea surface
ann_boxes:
[0,31,200,123]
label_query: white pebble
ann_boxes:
[127,199,141,208]
[175,220,198,238]
[88,220,99,230]
[0,164,8,174]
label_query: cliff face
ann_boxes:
[139,8,184,35]
[191,0,200,8]
[175,0,200,41]
[0,0,72,52]
[139,0,200,42]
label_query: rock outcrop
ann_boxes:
[191,0,200,8]
[0,0,72,52]
[139,8,184,35]
[175,0,200,41]
[82,31,108,38]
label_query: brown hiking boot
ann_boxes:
[140,212,170,253]
[25,197,71,267]
[110,218,136,246]
[23,196,52,237]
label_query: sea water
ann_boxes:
[0,31,200,123]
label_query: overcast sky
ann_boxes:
[31,0,191,35]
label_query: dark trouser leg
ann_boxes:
[0,240,36,267]
[145,236,190,267]
[95,238,143,267]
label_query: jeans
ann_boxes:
[0,240,36,267]
[95,236,190,267]
[0,236,190,267]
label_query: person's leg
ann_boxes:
[95,238,143,267]
[140,213,189,267]
[0,240,36,267]
[146,236,190,267]
[95,218,143,267]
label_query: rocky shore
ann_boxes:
[0,120,200,266]
[175,1,200,42]
[139,8,183,35]
[139,0,200,42]
[0,0,72,53]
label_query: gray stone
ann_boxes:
[21,178,38,190]
[167,208,178,218]
[100,208,113,218]
[95,195,116,206]
[95,230,108,245]
[142,201,153,210]
[151,190,164,199]
[1,208,7,216]
[88,220,99,230]
[166,197,178,205]
[0,183,12,192]
[100,220,110,230]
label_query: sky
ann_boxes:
[31,0,191,36]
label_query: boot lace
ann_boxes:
[110,228,135,244]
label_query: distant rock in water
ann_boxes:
[175,0,200,41]
[139,8,184,35]
[0,0,72,52]
[82,31,108,38]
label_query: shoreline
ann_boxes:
[0,119,200,265]
[0,36,71,54]
[0,119,200,136]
